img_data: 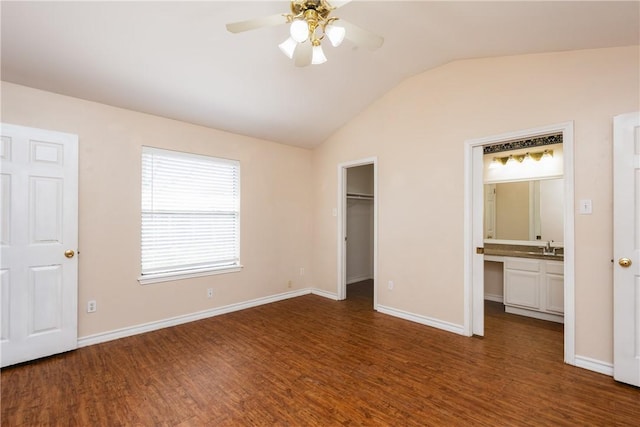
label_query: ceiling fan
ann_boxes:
[225,0,384,67]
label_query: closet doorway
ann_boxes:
[337,158,377,308]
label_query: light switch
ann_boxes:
[332,208,337,217]
[579,199,592,214]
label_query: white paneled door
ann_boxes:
[613,112,640,387]
[1,123,78,367]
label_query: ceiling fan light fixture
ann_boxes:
[278,37,297,59]
[290,19,309,43]
[325,24,346,47]
[312,44,327,64]
[226,1,384,67]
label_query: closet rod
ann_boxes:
[346,193,374,200]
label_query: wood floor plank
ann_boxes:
[2,280,639,426]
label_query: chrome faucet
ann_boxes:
[544,241,555,255]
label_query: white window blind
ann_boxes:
[141,147,240,277]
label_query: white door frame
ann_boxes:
[337,157,378,307]
[463,122,576,365]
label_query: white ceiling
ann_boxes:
[2,1,638,148]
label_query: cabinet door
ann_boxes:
[504,269,540,309]
[545,273,564,314]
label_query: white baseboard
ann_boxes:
[376,305,465,335]
[346,275,373,285]
[78,288,311,348]
[484,293,504,303]
[574,355,613,376]
[310,288,340,300]
[505,306,564,324]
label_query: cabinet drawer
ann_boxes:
[546,261,564,275]
[505,258,540,272]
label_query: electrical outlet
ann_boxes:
[288,280,292,288]
[300,267,305,276]
[207,288,213,298]
[87,300,97,313]
[388,280,394,290]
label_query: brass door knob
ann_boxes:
[619,258,632,267]
[64,250,75,259]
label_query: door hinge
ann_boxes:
[476,247,485,254]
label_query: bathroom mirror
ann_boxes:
[484,178,563,242]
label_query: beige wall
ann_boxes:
[3,45,638,365]
[1,82,313,338]
[311,46,639,363]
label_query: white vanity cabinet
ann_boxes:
[504,258,541,310]
[503,257,564,323]
[544,261,565,314]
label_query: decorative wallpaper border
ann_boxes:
[483,133,563,154]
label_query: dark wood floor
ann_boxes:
[2,280,638,426]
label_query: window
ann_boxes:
[139,147,241,284]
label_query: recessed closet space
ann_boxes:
[346,164,374,299]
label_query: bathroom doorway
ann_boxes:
[464,122,576,365]
[337,158,377,308]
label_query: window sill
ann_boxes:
[138,265,243,285]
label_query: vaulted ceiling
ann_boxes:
[2,1,638,148]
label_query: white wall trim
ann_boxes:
[464,121,575,365]
[78,289,311,348]
[575,355,614,377]
[337,157,378,308]
[138,265,243,285]
[377,305,466,336]
[311,288,340,300]
[560,122,576,366]
[505,306,564,324]
[78,287,341,348]
[76,282,611,379]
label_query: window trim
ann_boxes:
[137,264,243,285]
[138,146,241,284]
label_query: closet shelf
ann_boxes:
[347,192,374,200]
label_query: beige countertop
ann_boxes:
[484,243,564,261]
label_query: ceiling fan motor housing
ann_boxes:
[290,0,334,21]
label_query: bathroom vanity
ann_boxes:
[485,242,564,323]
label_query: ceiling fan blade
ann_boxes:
[294,42,312,67]
[332,0,353,8]
[339,19,384,50]
[226,13,286,33]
